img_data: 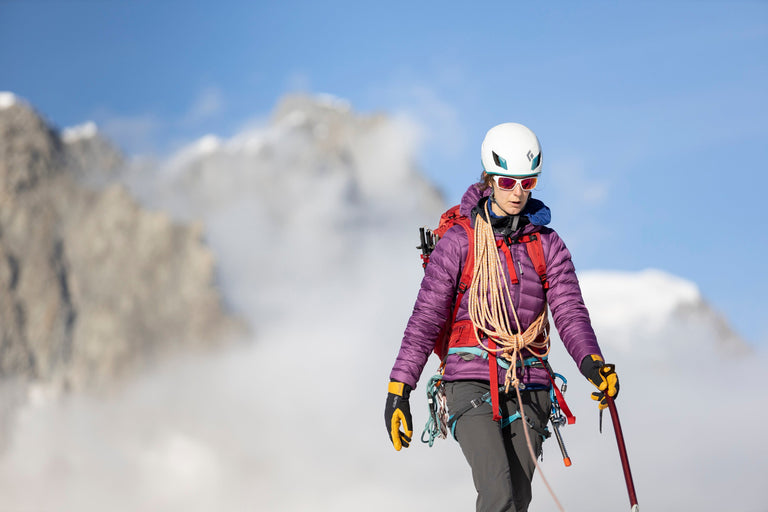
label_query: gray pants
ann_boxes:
[445,380,551,512]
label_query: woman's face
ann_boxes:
[489,175,533,216]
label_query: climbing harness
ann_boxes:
[421,356,556,446]
[421,358,577,469]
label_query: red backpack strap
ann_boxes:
[539,357,576,425]
[496,240,519,284]
[521,233,549,290]
[433,216,474,360]
[450,217,474,328]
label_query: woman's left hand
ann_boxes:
[580,354,619,410]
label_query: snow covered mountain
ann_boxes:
[578,268,748,361]
[0,92,762,512]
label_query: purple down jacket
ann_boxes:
[390,183,603,390]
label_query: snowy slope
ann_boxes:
[0,94,764,512]
[0,91,21,109]
[579,268,748,360]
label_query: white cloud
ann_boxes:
[98,112,163,154]
[2,255,764,511]
[389,82,467,158]
[284,70,312,93]
[181,87,225,127]
[365,77,471,201]
[546,155,610,206]
[86,88,225,155]
[535,155,612,256]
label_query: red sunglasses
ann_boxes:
[492,175,538,191]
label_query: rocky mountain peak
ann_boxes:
[0,94,242,393]
[62,121,124,188]
[0,97,63,198]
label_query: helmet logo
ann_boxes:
[492,151,508,170]
[531,152,541,170]
[526,150,534,161]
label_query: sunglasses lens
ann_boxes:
[494,176,538,190]
[496,176,517,189]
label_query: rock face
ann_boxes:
[62,121,124,188]
[0,94,240,391]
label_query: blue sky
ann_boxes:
[2,0,767,345]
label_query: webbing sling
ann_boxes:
[487,337,502,421]
[539,357,575,425]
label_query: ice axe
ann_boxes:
[605,394,639,511]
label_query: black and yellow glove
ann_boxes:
[384,381,413,451]
[580,354,619,410]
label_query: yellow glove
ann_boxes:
[384,381,413,451]
[580,354,619,410]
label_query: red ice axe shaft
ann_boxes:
[605,395,639,511]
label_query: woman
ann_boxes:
[384,123,619,512]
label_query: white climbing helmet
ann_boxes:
[481,122,542,177]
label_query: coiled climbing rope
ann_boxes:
[467,201,551,391]
[466,201,566,512]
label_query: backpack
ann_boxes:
[418,204,550,361]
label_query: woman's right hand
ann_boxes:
[384,381,413,450]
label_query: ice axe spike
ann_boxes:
[605,395,639,511]
[550,414,572,467]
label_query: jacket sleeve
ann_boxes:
[542,230,603,368]
[389,226,466,389]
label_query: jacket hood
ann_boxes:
[458,183,551,226]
